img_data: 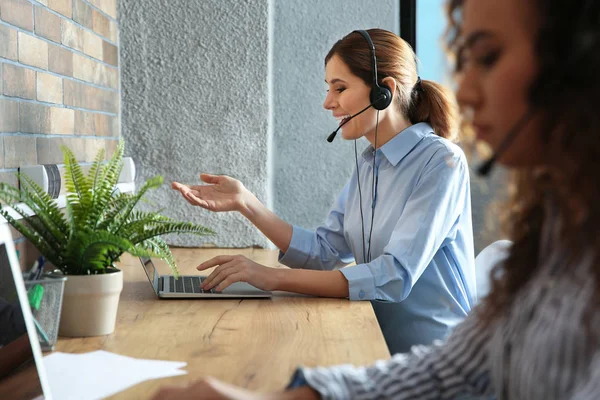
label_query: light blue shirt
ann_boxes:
[279,122,476,353]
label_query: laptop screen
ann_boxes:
[140,257,158,294]
[0,243,45,400]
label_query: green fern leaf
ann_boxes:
[18,174,69,235]
[126,245,161,259]
[0,184,65,251]
[64,230,132,274]
[93,141,125,221]
[63,145,93,227]
[86,148,107,227]
[18,175,69,244]
[0,208,62,267]
[141,237,179,278]
[114,211,174,238]
[131,221,215,245]
[111,175,163,234]
[96,192,136,230]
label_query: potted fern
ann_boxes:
[0,141,214,337]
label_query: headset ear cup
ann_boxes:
[371,84,393,110]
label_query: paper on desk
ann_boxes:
[43,350,187,400]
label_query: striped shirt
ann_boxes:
[299,212,600,399]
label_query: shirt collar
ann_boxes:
[362,122,434,167]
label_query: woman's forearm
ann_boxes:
[274,268,349,298]
[240,194,294,252]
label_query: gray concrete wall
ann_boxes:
[119,0,271,247]
[272,0,400,230]
[119,0,399,248]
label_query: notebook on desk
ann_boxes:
[139,257,272,299]
[0,224,52,400]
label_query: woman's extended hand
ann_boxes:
[172,174,252,213]
[199,255,282,292]
[172,174,294,253]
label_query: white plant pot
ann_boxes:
[59,269,123,337]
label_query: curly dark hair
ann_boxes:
[446,0,600,325]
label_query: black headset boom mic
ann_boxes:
[476,109,536,176]
[327,94,386,142]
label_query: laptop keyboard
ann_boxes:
[167,276,217,294]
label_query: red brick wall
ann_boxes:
[0,0,119,270]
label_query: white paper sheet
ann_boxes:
[43,350,187,400]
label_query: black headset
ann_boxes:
[354,30,393,111]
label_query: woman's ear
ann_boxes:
[381,77,397,100]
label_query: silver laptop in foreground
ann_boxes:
[0,224,52,400]
[139,257,272,298]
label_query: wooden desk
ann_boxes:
[55,248,390,398]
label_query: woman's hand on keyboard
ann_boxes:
[198,255,281,292]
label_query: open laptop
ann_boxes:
[139,257,272,298]
[0,224,52,400]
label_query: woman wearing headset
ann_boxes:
[172,29,476,355]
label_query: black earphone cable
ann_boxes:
[354,140,367,264]
[366,111,380,263]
